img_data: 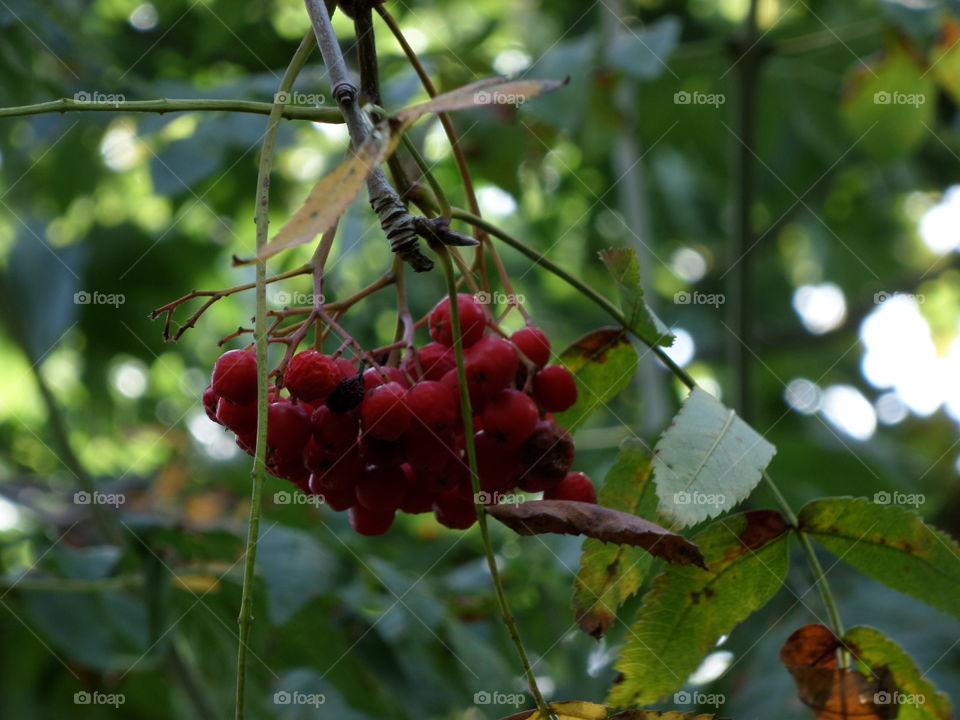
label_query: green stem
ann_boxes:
[0,97,340,122]
[234,30,316,720]
[451,207,848,644]
[761,472,844,638]
[433,246,554,719]
[450,208,697,389]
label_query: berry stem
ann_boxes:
[373,5,494,291]
[433,245,556,720]
[235,29,316,720]
[449,207,849,654]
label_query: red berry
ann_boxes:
[405,342,456,381]
[406,380,459,435]
[312,479,356,512]
[429,293,486,348]
[349,505,395,535]
[533,365,578,412]
[544,471,596,503]
[267,401,311,460]
[203,385,221,424]
[212,349,258,405]
[404,427,459,476]
[356,464,407,512]
[216,397,257,435]
[311,405,359,453]
[433,492,477,529]
[335,357,358,379]
[285,350,339,402]
[462,336,519,404]
[511,326,551,367]
[236,432,256,456]
[309,446,363,492]
[360,381,412,441]
[474,430,522,494]
[363,366,410,390]
[481,389,538,447]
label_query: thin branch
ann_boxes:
[0,97,341,122]
[235,29,317,720]
[304,0,434,272]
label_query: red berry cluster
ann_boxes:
[203,294,596,535]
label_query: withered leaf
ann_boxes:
[486,500,705,568]
[780,624,897,720]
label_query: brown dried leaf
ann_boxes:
[486,500,705,568]
[780,624,897,720]
[257,136,390,260]
[396,77,568,124]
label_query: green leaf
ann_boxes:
[930,18,960,104]
[840,34,935,159]
[599,248,674,347]
[574,439,659,637]
[798,497,960,619]
[258,526,336,625]
[604,16,681,80]
[651,387,777,528]
[844,625,953,720]
[608,510,790,707]
[554,327,640,432]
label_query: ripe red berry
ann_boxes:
[356,464,407,512]
[311,405,359,453]
[544,471,596,503]
[349,505,395,536]
[212,349,258,405]
[405,342,456,381]
[216,397,257,435]
[433,492,477,529]
[404,427,459,476]
[481,389,538,447]
[406,380,459,435]
[363,366,410,390]
[266,401,312,460]
[335,357,358,379]
[313,480,356,512]
[474,430,521,494]
[462,336,519,404]
[533,365,578,412]
[285,350,339,402]
[511,326,551,367]
[360,381,411,441]
[203,385,221,424]
[429,293,486,348]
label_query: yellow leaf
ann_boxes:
[502,700,610,720]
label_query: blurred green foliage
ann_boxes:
[0,0,958,718]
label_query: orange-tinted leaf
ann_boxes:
[780,624,897,720]
[486,500,705,567]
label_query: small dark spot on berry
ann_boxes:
[326,374,365,413]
